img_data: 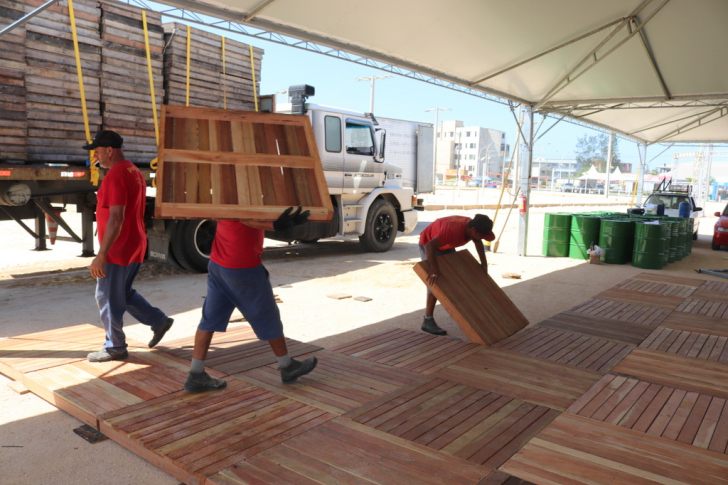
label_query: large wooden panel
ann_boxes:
[346,377,560,469]
[612,348,728,398]
[701,280,728,293]
[501,413,728,484]
[568,298,671,326]
[207,418,491,485]
[494,325,633,373]
[615,277,697,298]
[660,312,728,338]
[641,327,728,362]
[676,296,728,319]
[631,272,705,288]
[237,350,428,415]
[329,328,482,375]
[435,348,603,411]
[594,288,685,310]
[568,374,728,454]
[155,105,333,222]
[478,471,538,485]
[413,250,529,345]
[99,377,334,485]
[538,311,654,346]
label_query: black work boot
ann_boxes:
[149,317,174,348]
[421,317,447,336]
[280,356,318,384]
[184,371,227,393]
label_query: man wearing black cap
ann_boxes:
[84,130,174,362]
[418,214,495,335]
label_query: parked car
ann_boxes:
[561,183,574,193]
[593,184,605,194]
[713,204,728,250]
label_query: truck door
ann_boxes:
[314,112,344,191]
[344,119,380,192]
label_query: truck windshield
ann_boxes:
[345,123,374,156]
[645,194,691,210]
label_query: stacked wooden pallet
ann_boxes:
[0,0,27,163]
[98,1,163,163]
[24,0,102,163]
[162,23,262,110]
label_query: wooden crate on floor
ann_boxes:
[413,250,528,345]
[154,105,334,222]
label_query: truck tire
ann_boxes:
[359,199,397,252]
[171,219,216,273]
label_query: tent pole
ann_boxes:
[606,132,613,198]
[636,143,647,207]
[518,105,533,256]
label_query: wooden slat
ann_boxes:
[501,413,728,484]
[478,470,538,485]
[413,250,529,345]
[640,327,728,363]
[631,272,705,288]
[538,311,654,346]
[615,278,697,298]
[594,288,685,310]
[660,312,728,338]
[568,298,671,327]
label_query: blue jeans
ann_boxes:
[95,262,168,352]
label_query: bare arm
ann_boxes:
[472,239,488,274]
[240,220,274,231]
[425,236,442,287]
[89,205,125,278]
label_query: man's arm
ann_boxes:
[472,239,488,274]
[240,220,273,231]
[89,205,125,278]
[424,236,442,287]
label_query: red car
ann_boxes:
[713,205,728,250]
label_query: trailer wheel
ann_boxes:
[359,199,397,252]
[171,220,216,273]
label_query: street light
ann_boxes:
[478,142,495,188]
[426,107,451,193]
[356,74,390,113]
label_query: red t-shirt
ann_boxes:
[210,221,264,269]
[96,160,146,265]
[419,216,471,251]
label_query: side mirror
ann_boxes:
[374,130,386,163]
[715,212,722,217]
[694,207,702,212]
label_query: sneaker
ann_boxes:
[280,357,318,384]
[149,317,174,348]
[421,317,447,336]
[87,349,129,362]
[184,371,227,393]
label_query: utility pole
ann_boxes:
[426,107,451,193]
[356,74,390,113]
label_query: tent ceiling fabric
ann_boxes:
[171,0,728,144]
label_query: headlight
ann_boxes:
[718,227,728,232]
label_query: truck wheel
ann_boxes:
[171,220,216,273]
[359,199,397,252]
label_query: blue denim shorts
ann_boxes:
[419,245,455,294]
[198,260,284,341]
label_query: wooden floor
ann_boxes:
[3,272,728,484]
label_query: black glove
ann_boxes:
[273,206,310,231]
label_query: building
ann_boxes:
[435,120,508,183]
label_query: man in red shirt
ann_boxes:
[418,214,495,335]
[84,131,173,362]
[184,207,318,393]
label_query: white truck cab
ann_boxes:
[642,184,703,239]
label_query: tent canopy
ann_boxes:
[151,0,728,145]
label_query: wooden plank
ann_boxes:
[594,288,685,310]
[414,250,529,345]
[661,312,728,339]
[631,272,706,288]
[568,297,671,327]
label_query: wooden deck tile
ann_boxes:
[659,312,728,338]
[538,311,654,346]
[612,348,728,399]
[594,288,685,310]
[207,417,491,485]
[344,377,559,469]
[632,272,705,288]
[329,328,482,375]
[493,325,633,373]
[640,327,728,363]
[690,289,728,305]
[675,297,728,320]
[99,377,335,485]
[434,348,603,411]
[478,470,538,485]
[236,349,428,415]
[158,324,322,374]
[568,298,671,327]
[501,413,728,484]
[568,374,728,454]
[701,280,728,292]
[615,278,697,298]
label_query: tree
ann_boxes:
[575,133,621,172]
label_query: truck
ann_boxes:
[635,181,702,239]
[1,85,435,272]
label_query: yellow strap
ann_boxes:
[249,45,258,111]
[630,165,640,207]
[67,0,97,185]
[222,37,227,109]
[142,11,159,145]
[186,25,191,106]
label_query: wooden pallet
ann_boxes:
[701,280,728,293]
[154,105,334,222]
[435,348,603,411]
[478,471,537,485]
[538,312,654,346]
[614,277,697,298]
[641,327,728,362]
[568,374,728,453]
[631,272,705,288]
[659,312,728,338]
[568,298,671,326]
[413,250,529,345]
[594,287,685,310]
[329,328,482,375]
[676,296,728,319]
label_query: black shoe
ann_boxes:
[149,317,174,348]
[280,357,318,384]
[421,317,447,336]
[87,349,129,362]
[184,371,227,393]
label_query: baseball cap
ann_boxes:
[469,214,496,241]
[82,130,123,150]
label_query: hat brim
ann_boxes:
[82,143,97,150]
[482,231,496,242]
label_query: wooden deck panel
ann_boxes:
[328,328,482,374]
[612,348,728,399]
[344,377,559,469]
[493,325,633,373]
[434,348,603,411]
[659,312,728,338]
[568,298,671,326]
[236,349,428,415]
[640,327,728,362]
[614,278,697,297]
[631,272,705,288]
[207,418,491,485]
[413,250,529,346]
[594,287,686,310]
[501,413,728,484]
[568,374,728,454]
[676,297,728,319]
[701,280,728,292]
[477,470,538,485]
[158,324,322,374]
[538,311,654,346]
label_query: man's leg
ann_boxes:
[89,264,131,361]
[420,246,447,336]
[122,262,174,348]
[267,335,318,384]
[185,328,227,393]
